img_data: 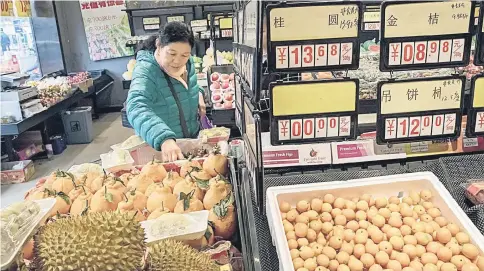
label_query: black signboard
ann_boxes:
[466,75,484,137]
[269,79,359,145]
[266,1,363,73]
[379,1,475,72]
[376,76,465,144]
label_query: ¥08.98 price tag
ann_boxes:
[380,1,475,71]
[377,76,465,144]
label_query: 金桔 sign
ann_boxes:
[266,2,362,72]
[475,6,484,66]
[466,75,484,137]
[269,79,359,145]
[377,76,465,144]
[380,1,475,72]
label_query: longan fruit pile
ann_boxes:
[279,190,484,271]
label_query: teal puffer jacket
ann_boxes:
[126,50,201,150]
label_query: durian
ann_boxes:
[148,238,219,271]
[33,211,145,270]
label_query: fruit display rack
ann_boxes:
[234,154,484,271]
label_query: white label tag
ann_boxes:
[426,40,440,63]
[338,116,351,136]
[385,118,397,139]
[302,45,315,67]
[401,42,415,65]
[315,117,328,138]
[409,116,422,137]
[302,118,315,139]
[451,39,465,62]
[340,43,353,65]
[476,111,484,133]
[432,114,445,135]
[276,46,289,69]
[289,45,302,68]
[397,117,409,138]
[439,40,452,63]
[388,43,402,66]
[327,117,339,137]
[290,119,303,139]
[327,43,340,66]
[278,119,290,141]
[443,113,457,134]
[314,44,328,67]
[420,115,433,136]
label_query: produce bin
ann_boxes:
[61,106,94,144]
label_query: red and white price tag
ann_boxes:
[439,40,452,63]
[432,114,444,135]
[397,117,409,138]
[426,40,440,63]
[289,45,302,68]
[315,117,327,138]
[443,113,457,134]
[302,45,315,67]
[409,116,421,137]
[401,42,415,65]
[327,44,340,66]
[389,43,402,66]
[476,112,484,133]
[420,115,433,136]
[451,39,465,62]
[327,117,339,137]
[340,43,353,65]
[278,120,290,140]
[290,119,303,139]
[314,44,328,66]
[302,118,315,139]
[276,46,289,69]
[413,42,427,64]
[385,118,397,139]
[338,116,351,136]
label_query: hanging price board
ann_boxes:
[376,76,465,144]
[269,79,359,145]
[380,1,475,72]
[466,75,484,137]
[1,0,14,17]
[475,6,484,66]
[266,2,362,73]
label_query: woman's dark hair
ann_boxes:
[137,21,195,53]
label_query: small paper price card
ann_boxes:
[266,2,362,72]
[269,79,359,145]
[167,15,184,23]
[466,75,484,137]
[376,76,465,144]
[380,1,475,71]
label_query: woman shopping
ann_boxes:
[126,22,206,162]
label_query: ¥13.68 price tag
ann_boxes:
[376,76,465,144]
[380,1,475,71]
[475,6,484,66]
[266,2,362,72]
[269,79,359,145]
[466,75,484,137]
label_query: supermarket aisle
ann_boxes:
[0,113,135,208]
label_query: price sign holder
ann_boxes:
[269,79,359,145]
[466,75,484,137]
[379,1,475,72]
[475,5,484,66]
[376,76,465,144]
[266,1,363,73]
[233,43,257,100]
[242,97,264,212]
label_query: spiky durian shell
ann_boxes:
[33,211,145,271]
[148,239,219,271]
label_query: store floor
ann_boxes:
[1,113,134,208]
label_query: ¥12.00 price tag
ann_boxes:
[466,75,484,137]
[266,2,362,72]
[475,6,484,65]
[380,1,475,71]
[376,76,465,144]
[269,79,359,145]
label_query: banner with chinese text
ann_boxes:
[79,0,133,61]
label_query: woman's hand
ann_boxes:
[198,92,206,117]
[161,139,184,162]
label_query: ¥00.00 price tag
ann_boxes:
[377,76,465,144]
[270,79,358,145]
[380,1,474,71]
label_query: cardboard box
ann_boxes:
[1,160,35,184]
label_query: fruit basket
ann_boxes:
[207,65,235,110]
[266,172,484,271]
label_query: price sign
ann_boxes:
[376,76,465,144]
[269,79,359,145]
[14,0,30,17]
[1,0,14,16]
[380,1,475,71]
[266,2,362,72]
[475,6,484,65]
[143,17,160,31]
[219,17,233,29]
[466,75,484,137]
[233,43,257,100]
[167,15,184,23]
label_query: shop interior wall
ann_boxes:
[55,0,131,108]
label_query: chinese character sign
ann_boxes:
[79,0,133,61]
